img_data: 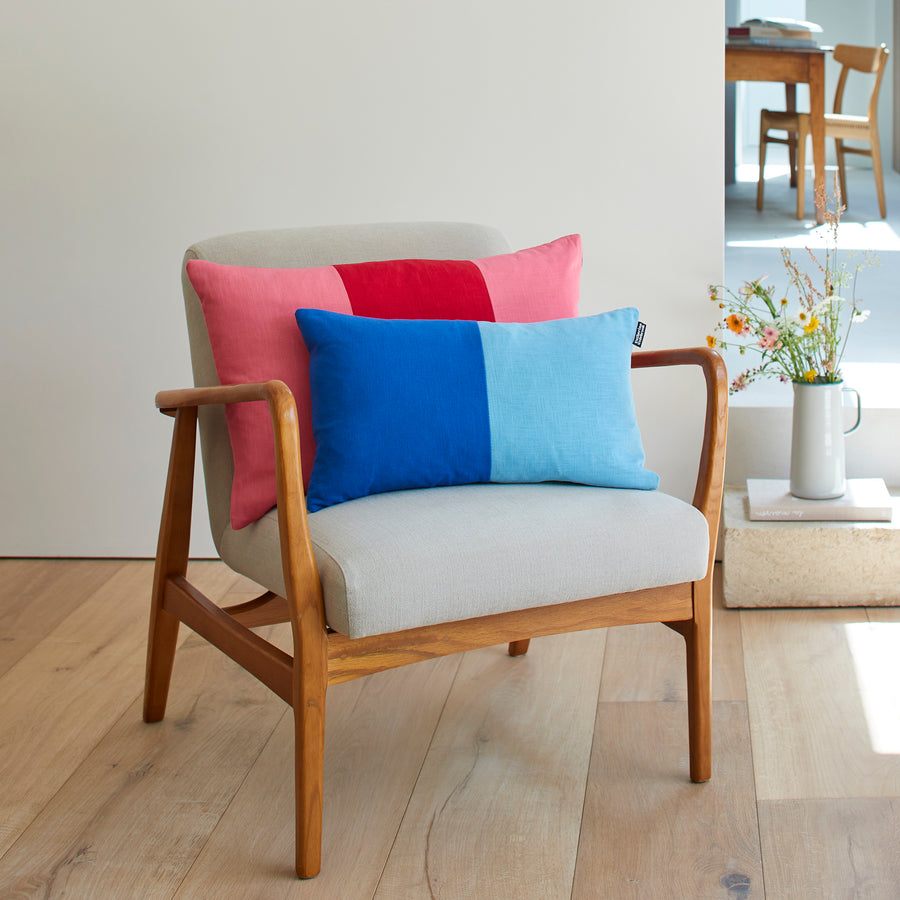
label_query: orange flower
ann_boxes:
[706,335,717,348]
[726,313,748,335]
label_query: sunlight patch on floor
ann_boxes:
[735,162,792,183]
[730,162,900,249]
[845,622,900,755]
[728,220,900,251]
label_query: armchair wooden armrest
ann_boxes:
[631,346,728,553]
[155,379,314,590]
[157,379,294,415]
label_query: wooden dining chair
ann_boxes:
[757,43,889,219]
[144,222,728,878]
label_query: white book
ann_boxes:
[747,478,894,522]
[741,17,823,34]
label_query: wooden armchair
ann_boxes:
[144,223,727,878]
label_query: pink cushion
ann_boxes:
[188,234,582,528]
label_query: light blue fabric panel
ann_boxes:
[478,311,658,490]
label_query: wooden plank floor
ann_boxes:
[1,560,898,898]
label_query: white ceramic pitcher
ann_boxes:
[789,382,862,500]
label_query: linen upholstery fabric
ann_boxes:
[295,308,659,511]
[187,233,582,529]
[217,483,709,639]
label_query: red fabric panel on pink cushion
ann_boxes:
[475,234,582,322]
[187,260,352,528]
[188,234,581,530]
[335,259,495,321]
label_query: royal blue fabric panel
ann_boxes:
[295,309,491,511]
[478,311,659,490]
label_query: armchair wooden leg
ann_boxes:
[681,577,712,783]
[666,584,712,783]
[144,600,181,723]
[684,617,712,783]
[144,407,197,723]
[508,639,530,657]
[294,627,329,879]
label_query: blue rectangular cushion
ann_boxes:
[294,307,659,511]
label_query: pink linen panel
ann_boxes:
[475,234,581,322]
[188,261,352,528]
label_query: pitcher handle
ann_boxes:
[842,386,862,435]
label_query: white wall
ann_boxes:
[1,1,724,557]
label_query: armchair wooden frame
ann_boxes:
[144,346,728,879]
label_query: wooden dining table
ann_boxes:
[725,43,827,224]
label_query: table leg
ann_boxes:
[785,83,798,187]
[808,53,826,224]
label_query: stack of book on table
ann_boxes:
[727,17,822,48]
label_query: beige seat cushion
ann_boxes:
[219,483,709,639]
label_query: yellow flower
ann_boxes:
[803,369,817,382]
[706,335,717,348]
[780,297,788,306]
[803,315,820,334]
